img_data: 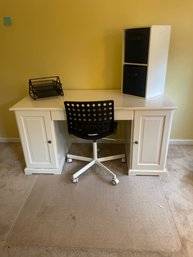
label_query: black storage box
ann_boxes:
[29,76,64,100]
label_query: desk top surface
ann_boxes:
[10,89,177,111]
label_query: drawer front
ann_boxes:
[115,109,134,120]
[51,110,66,120]
[51,109,134,121]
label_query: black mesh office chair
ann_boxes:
[64,100,125,185]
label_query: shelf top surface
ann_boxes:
[10,89,177,111]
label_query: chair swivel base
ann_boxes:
[66,142,125,185]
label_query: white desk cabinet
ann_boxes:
[10,90,176,176]
[130,110,173,175]
[15,110,67,175]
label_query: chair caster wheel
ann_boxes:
[67,158,72,163]
[72,177,78,183]
[112,178,119,185]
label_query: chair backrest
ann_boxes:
[64,100,115,140]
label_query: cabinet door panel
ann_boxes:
[139,115,164,164]
[16,111,56,168]
[132,110,172,170]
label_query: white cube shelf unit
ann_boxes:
[122,25,171,99]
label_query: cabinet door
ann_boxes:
[122,64,147,97]
[132,110,173,173]
[124,27,150,64]
[16,111,57,168]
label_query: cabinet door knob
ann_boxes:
[134,141,139,144]
[48,140,52,144]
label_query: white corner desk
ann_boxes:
[10,89,176,176]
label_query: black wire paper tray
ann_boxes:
[29,76,64,100]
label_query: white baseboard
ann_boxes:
[169,139,193,145]
[1,137,193,145]
[73,138,192,145]
[0,137,20,143]
[1,137,125,144]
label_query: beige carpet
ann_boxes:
[8,153,181,253]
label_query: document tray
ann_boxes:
[29,76,64,100]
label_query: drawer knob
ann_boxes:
[48,140,52,144]
[134,141,139,144]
